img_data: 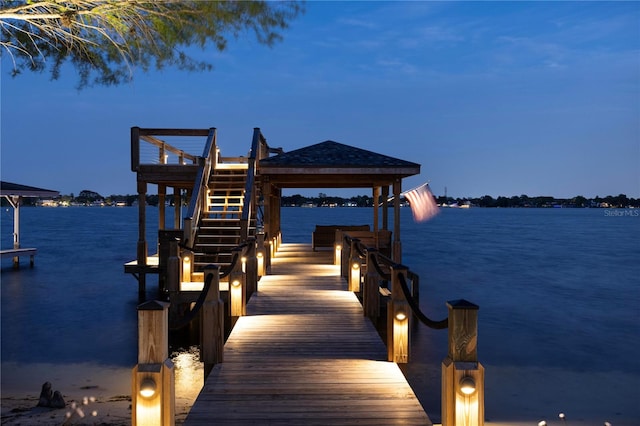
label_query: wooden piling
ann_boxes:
[201,265,224,378]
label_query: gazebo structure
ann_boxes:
[258,140,420,262]
[0,181,59,267]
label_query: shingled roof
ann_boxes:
[258,141,420,188]
[0,181,59,197]
[260,141,419,169]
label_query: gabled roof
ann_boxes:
[258,141,420,188]
[0,181,59,198]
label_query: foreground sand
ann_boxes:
[3,359,639,425]
[1,351,202,426]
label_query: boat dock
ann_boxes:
[127,128,483,426]
[184,242,432,425]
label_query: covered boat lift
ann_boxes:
[0,181,59,268]
[258,140,421,262]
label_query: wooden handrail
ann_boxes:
[239,129,263,239]
[131,127,206,170]
[140,134,198,163]
[184,128,217,247]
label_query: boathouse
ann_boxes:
[1,181,59,268]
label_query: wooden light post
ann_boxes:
[348,238,361,293]
[132,300,175,426]
[442,299,484,426]
[388,265,410,363]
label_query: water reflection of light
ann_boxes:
[172,347,204,411]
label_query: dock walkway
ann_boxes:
[185,242,431,425]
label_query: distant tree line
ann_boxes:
[3,190,638,208]
[282,193,639,208]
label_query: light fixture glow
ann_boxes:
[139,378,157,398]
[459,376,476,395]
[352,262,359,270]
[231,279,241,287]
[395,311,407,321]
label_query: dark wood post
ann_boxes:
[392,179,402,263]
[340,233,349,278]
[201,265,224,378]
[137,180,148,300]
[245,237,258,297]
[363,249,380,320]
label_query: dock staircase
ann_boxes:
[192,164,250,273]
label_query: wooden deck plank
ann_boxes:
[184,243,431,425]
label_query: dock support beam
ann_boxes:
[136,181,148,300]
[442,299,484,426]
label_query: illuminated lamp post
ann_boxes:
[334,243,342,267]
[388,265,410,363]
[132,300,175,426]
[442,299,484,426]
[256,233,266,277]
[348,238,361,292]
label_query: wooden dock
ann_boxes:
[1,247,37,268]
[184,242,432,425]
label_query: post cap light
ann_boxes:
[336,244,342,250]
[395,311,407,321]
[352,262,359,270]
[183,256,190,263]
[231,279,241,287]
[257,252,263,258]
[139,378,157,398]
[459,376,476,395]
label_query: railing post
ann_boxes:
[132,300,175,426]
[387,265,410,363]
[363,249,380,321]
[256,233,267,277]
[201,265,224,378]
[341,235,350,278]
[181,250,193,284]
[442,299,484,426]
[348,239,361,292]
[166,239,180,297]
[334,230,343,267]
[245,237,258,297]
[229,248,246,321]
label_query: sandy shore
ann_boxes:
[1,350,202,425]
[3,359,638,425]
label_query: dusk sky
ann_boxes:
[1,1,638,199]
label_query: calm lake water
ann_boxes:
[2,206,639,424]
